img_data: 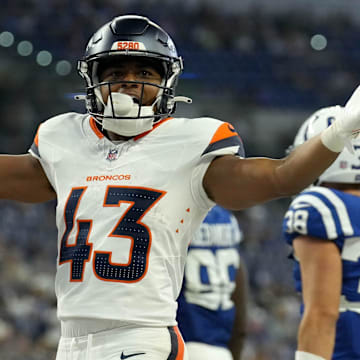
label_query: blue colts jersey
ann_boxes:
[283,186,360,359]
[176,205,242,348]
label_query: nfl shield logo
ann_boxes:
[107,149,119,161]
[339,161,347,169]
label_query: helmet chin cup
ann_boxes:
[104,93,134,117]
[102,93,155,137]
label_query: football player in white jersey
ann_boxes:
[283,107,360,360]
[1,14,360,360]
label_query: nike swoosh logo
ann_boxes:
[120,351,146,359]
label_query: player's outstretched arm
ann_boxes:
[205,85,360,210]
[204,134,337,210]
[0,154,56,203]
[293,235,341,360]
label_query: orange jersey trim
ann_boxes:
[89,117,172,140]
[90,117,104,139]
[209,122,238,144]
[174,326,185,359]
[134,117,173,141]
[34,126,40,147]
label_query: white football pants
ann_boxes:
[56,321,187,360]
[186,342,233,360]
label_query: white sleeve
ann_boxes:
[190,121,245,209]
[28,123,57,191]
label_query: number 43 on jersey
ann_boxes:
[59,186,165,283]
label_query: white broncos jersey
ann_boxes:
[29,113,244,327]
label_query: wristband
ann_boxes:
[295,350,326,360]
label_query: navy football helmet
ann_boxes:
[77,15,191,136]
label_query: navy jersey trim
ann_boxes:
[167,326,180,360]
[202,135,244,157]
[30,142,40,158]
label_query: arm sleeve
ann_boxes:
[28,123,56,191]
[191,121,245,209]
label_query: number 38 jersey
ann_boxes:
[29,113,244,327]
[283,186,360,358]
[283,186,360,306]
[177,205,242,348]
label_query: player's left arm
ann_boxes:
[205,85,360,210]
[204,134,337,210]
[293,235,341,360]
[228,258,248,360]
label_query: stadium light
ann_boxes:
[36,50,53,66]
[56,60,72,76]
[310,34,327,51]
[17,40,33,56]
[0,31,14,47]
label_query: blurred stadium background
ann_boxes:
[1,1,360,359]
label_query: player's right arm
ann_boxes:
[0,154,56,202]
[293,235,341,360]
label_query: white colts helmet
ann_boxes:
[292,106,360,184]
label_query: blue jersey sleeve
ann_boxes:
[282,187,354,245]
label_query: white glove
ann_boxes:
[321,85,360,154]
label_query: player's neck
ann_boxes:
[344,189,360,197]
[105,130,133,142]
[94,121,133,142]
